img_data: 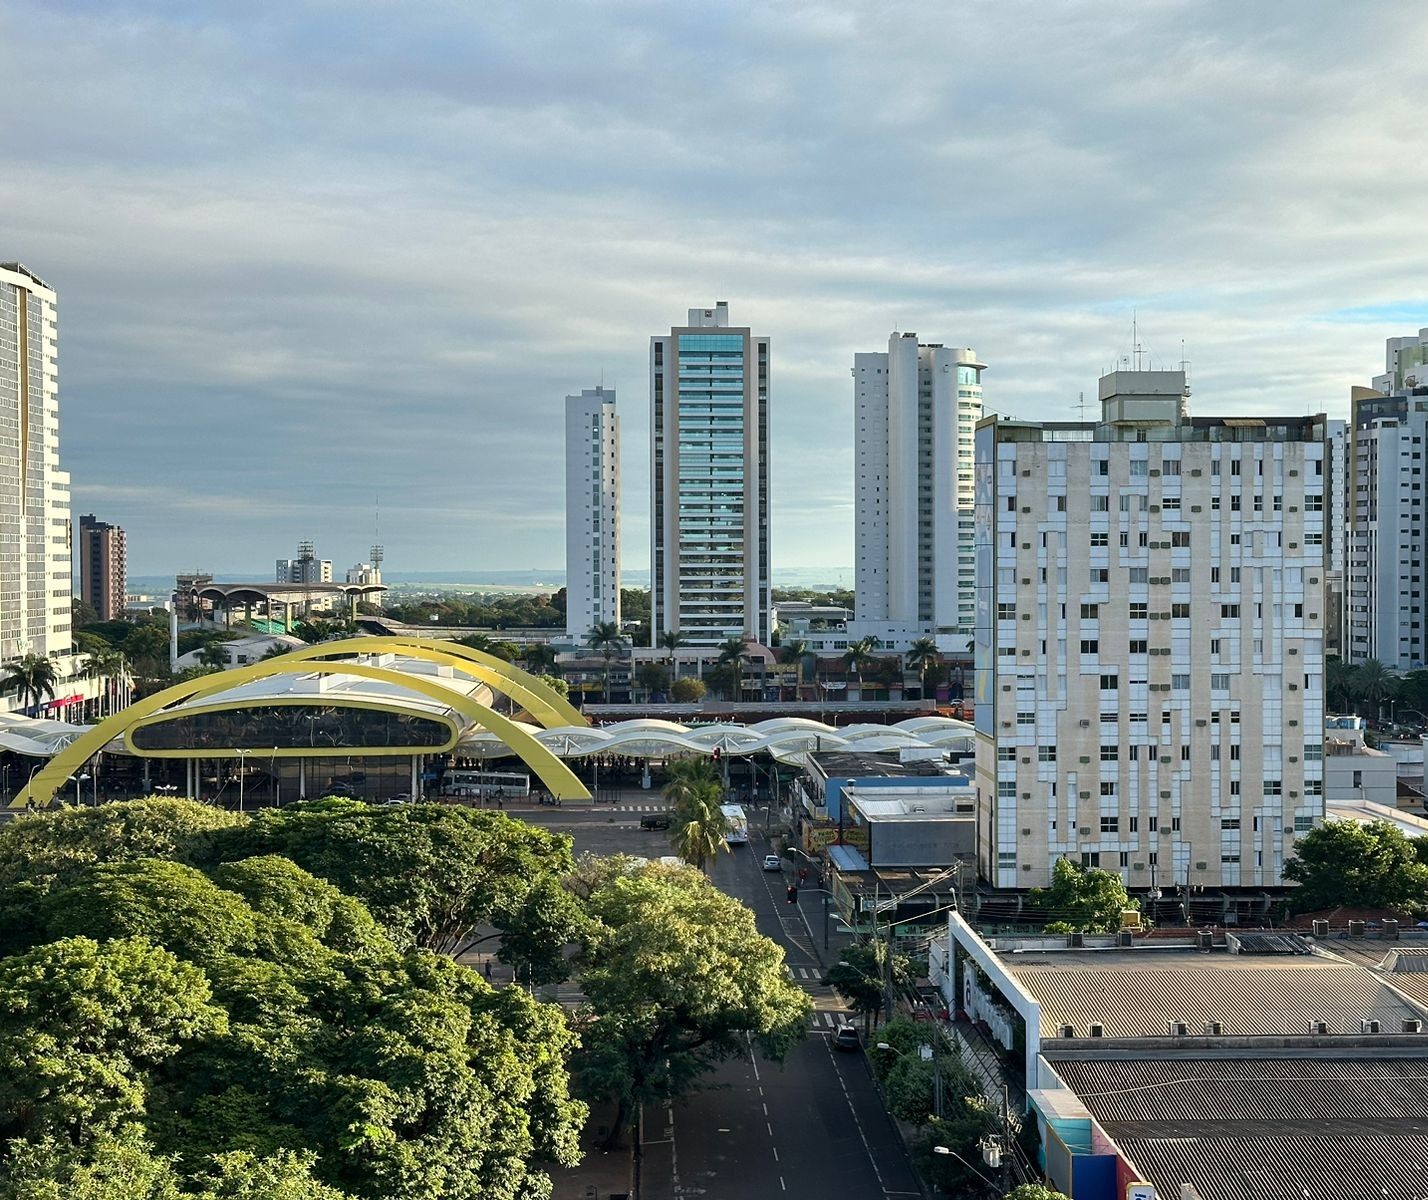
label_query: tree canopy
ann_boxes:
[1027,858,1134,933]
[1283,819,1428,915]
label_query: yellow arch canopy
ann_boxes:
[263,636,587,729]
[14,656,590,809]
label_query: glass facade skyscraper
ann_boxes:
[651,302,770,647]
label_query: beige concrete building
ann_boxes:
[973,370,1329,896]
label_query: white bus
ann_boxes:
[442,769,531,799]
[720,803,749,844]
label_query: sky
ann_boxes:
[3,1,1426,578]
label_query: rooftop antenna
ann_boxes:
[371,495,383,569]
[1133,310,1143,371]
[1076,390,1087,420]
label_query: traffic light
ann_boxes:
[786,885,798,904]
[712,746,723,763]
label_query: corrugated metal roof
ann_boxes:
[1014,957,1423,1037]
[1055,1057,1428,1125]
[1114,1133,1428,1200]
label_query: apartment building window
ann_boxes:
[1173,603,1191,618]
[1091,532,1108,547]
[1171,531,1190,547]
[1149,817,1159,832]
[997,782,1016,798]
[1101,745,1118,761]
[1130,460,1148,477]
[1130,602,1148,620]
[1163,459,1181,475]
[1039,746,1057,762]
[1080,603,1100,619]
[998,603,1016,620]
[1092,568,1109,583]
[1092,495,1109,511]
[1080,639,1099,654]
[1129,639,1147,654]
[1017,712,1035,725]
[1172,674,1190,690]
[1172,568,1190,583]
[1100,815,1119,832]
[1305,780,1323,796]
[1163,497,1180,510]
[998,852,1017,869]
[1221,605,1240,618]
[1100,674,1118,690]
[1221,854,1241,865]
[1294,815,1314,833]
[997,746,1016,762]
[1100,782,1117,797]
[1080,853,1102,867]
[1221,818,1240,830]
[1129,568,1149,584]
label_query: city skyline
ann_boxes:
[1,4,1425,575]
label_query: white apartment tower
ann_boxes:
[974,370,1328,898]
[565,386,620,639]
[277,540,332,585]
[651,302,770,647]
[0,263,71,665]
[1346,379,1428,669]
[1373,328,1428,393]
[853,334,982,647]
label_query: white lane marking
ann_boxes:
[780,1176,787,1191]
[827,1038,887,1190]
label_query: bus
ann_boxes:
[720,803,749,844]
[442,769,531,799]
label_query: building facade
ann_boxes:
[564,385,620,640]
[78,513,127,622]
[1373,327,1428,393]
[852,333,982,649]
[1346,374,1428,670]
[650,301,770,647]
[0,263,71,666]
[974,370,1328,894]
[277,540,332,585]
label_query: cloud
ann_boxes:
[2,0,1425,576]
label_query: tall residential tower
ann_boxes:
[78,514,127,622]
[0,263,71,665]
[974,371,1328,899]
[852,333,982,648]
[651,302,770,647]
[565,385,620,640]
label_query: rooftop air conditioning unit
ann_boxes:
[1348,920,1367,936]
[1205,1021,1223,1036]
[1311,1021,1329,1035]
[1088,1023,1104,1038]
[1312,920,1329,937]
[1403,1020,1423,1034]
[1384,919,1400,939]
[1118,931,1133,947]
[1169,1022,1189,1036]
[1059,1024,1076,1038]
[1069,933,1085,948]
[1362,1020,1382,1034]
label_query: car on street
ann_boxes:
[640,814,671,830]
[383,793,412,806]
[762,854,783,872]
[832,1024,860,1052]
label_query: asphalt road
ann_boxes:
[516,797,925,1200]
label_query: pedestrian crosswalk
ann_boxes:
[787,965,823,982]
[809,1010,853,1030]
[785,964,854,1030]
[613,804,670,812]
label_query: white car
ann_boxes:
[762,854,783,872]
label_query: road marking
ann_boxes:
[827,1038,887,1190]
[772,1146,779,1162]
[780,1176,787,1191]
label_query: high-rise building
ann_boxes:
[1346,381,1428,669]
[974,370,1328,897]
[565,386,620,640]
[78,514,127,622]
[0,263,71,665]
[277,540,332,585]
[650,301,770,647]
[1373,327,1428,393]
[852,333,982,648]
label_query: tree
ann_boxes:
[572,861,809,1149]
[1284,819,1428,915]
[587,621,627,702]
[716,637,748,699]
[1326,656,1357,714]
[842,637,876,690]
[71,596,100,628]
[1027,858,1134,933]
[657,630,687,663]
[536,672,570,698]
[81,644,128,718]
[1354,657,1398,719]
[198,641,232,671]
[1003,1186,1072,1200]
[824,941,911,1033]
[2,654,58,715]
[670,676,706,703]
[522,642,557,674]
[664,759,728,873]
[905,637,939,698]
[779,638,810,700]
[635,661,670,700]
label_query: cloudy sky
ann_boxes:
[3,1,1425,578]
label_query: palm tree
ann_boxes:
[81,645,126,717]
[523,642,558,674]
[2,653,58,716]
[717,636,748,700]
[657,629,687,663]
[780,638,810,702]
[587,621,628,702]
[905,637,939,700]
[1354,658,1398,720]
[842,637,876,693]
[665,757,729,872]
[1325,656,1357,715]
[198,640,232,671]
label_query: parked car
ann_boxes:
[383,793,412,806]
[640,814,671,830]
[832,1024,860,1052]
[762,854,783,872]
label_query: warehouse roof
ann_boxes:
[1010,952,1425,1038]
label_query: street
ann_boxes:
[517,793,926,1200]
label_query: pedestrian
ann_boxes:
[483,959,492,980]
[799,867,808,885]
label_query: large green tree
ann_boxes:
[1284,819,1428,915]
[663,759,728,873]
[1027,858,1134,933]
[570,861,809,1149]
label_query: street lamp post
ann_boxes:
[234,749,252,814]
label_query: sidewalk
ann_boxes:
[548,1101,632,1200]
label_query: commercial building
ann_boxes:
[974,369,1329,899]
[564,385,620,640]
[852,333,982,650]
[650,301,770,647]
[1373,326,1428,393]
[1346,374,1428,669]
[78,513,127,621]
[932,914,1428,1200]
[276,540,332,585]
[0,263,71,667]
